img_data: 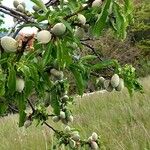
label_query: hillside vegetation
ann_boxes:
[0,76,150,150]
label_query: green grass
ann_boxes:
[0,77,150,150]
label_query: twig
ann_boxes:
[7,21,20,36]
[81,42,103,61]
[8,104,19,113]
[0,4,34,23]
[0,8,25,22]
[45,0,59,7]
[27,99,35,112]
[64,4,90,20]
[44,122,60,134]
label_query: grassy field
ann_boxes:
[0,77,150,150]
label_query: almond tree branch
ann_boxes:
[0,4,34,23]
[81,42,103,61]
[63,0,95,20]
[0,8,26,22]
[45,0,59,7]
[27,98,60,134]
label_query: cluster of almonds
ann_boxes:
[63,126,99,149]
[13,0,27,14]
[52,110,73,124]
[97,74,124,92]
[50,68,64,80]
[88,132,99,150]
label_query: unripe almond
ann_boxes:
[77,14,86,25]
[21,2,26,8]
[24,120,32,128]
[16,78,25,92]
[60,111,66,119]
[32,5,40,11]
[16,4,25,12]
[50,69,64,80]
[74,27,85,39]
[88,136,93,143]
[103,80,113,92]
[67,115,74,123]
[1,36,18,52]
[51,23,66,36]
[111,74,120,88]
[13,0,19,8]
[37,30,51,44]
[115,78,124,91]
[69,139,76,148]
[92,0,102,8]
[99,77,105,84]
[64,126,71,132]
[91,141,98,149]
[52,116,60,122]
[72,133,80,141]
[92,132,98,141]
[62,95,69,102]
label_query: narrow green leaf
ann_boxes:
[7,65,16,94]
[70,66,84,96]
[0,58,7,65]
[31,0,48,13]
[92,0,112,36]
[24,79,33,98]
[91,60,116,70]
[80,55,97,62]
[42,44,52,67]
[51,92,60,115]
[16,93,26,127]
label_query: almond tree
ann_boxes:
[0,0,143,149]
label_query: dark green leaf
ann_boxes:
[7,65,16,94]
[16,93,26,127]
[92,0,112,36]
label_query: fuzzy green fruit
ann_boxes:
[78,14,86,25]
[52,116,60,122]
[72,133,80,141]
[92,132,98,141]
[16,4,25,12]
[92,0,102,8]
[74,27,85,39]
[69,139,76,148]
[97,76,105,87]
[13,0,19,8]
[24,120,32,128]
[67,115,74,123]
[51,23,66,36]
[115,78,124,91]
[103,80,113,92]
[1,36,18,52]
[32,5,40,11]
[16,78,25,92]
[64,126,71,132]
[50,69,64,80]
[37,30,51,44]
[21,2,26,8]
[62,95,69,102]
[111,74,120,88]
[91,141,98,149]
[60,111,66,119]
[88,136,93,143]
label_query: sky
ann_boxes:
[1,0,49,34]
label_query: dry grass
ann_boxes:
[0,77,150,150]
